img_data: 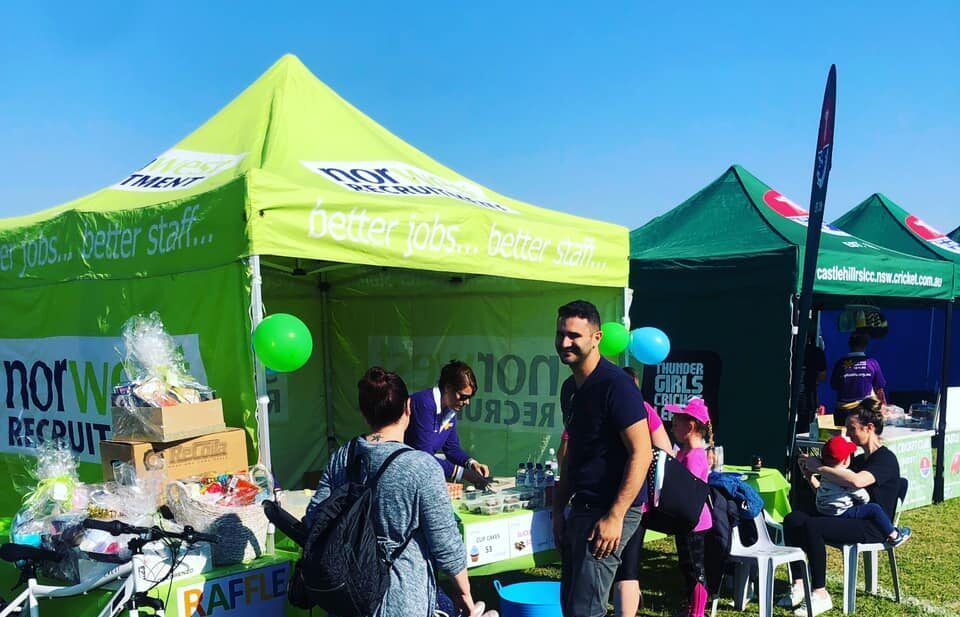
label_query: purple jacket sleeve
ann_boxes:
[441,424,472,468]
[404,394,457,480]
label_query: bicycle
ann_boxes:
[0,518,217,617]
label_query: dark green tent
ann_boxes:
[950,226,960,242]
[833,193,960,294]
[630,165,955,469]
[834,193,959,501]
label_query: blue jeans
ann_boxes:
[839,503,895,536]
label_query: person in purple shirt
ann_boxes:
[831,333,886,426]
[404,360,491,487]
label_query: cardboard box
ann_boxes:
[111,399,226,442]
[101,427,248,483]
[817,415,844,438]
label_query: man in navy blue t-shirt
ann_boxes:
[551,300,652,617]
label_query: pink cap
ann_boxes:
[664,396,710,424]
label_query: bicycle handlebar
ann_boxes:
[82,519,218,545]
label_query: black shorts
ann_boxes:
[613,523,647,582]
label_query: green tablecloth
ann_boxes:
[723,465,792,522]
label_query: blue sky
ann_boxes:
[1,3,957,232]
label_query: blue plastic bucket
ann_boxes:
[493,580,562,617]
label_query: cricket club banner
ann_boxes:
[0,335,207,462]
[641,349,722,430]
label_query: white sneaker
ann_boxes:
[794,592,832,617]
[777,584,804,608]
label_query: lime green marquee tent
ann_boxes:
[0,54,630,515]
[629,165,954,469]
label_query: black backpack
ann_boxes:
[289,439,414,615]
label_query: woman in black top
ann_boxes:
[779,398,901,616]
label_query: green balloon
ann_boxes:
[253,313,314,372]
[599,322,630,357]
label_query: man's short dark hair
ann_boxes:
[557,300,601,328]
[438,360,477,392]
[849,333,869,350]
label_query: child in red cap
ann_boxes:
[810,436,910,546]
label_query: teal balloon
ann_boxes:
[253,313,314,372]
[629,327,671,365]
[598,322,630,357]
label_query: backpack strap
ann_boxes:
[367,446,417,564]
[345,437,362,483]
[367,445,414,488]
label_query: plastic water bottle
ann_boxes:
[534,463,545,487]
[544,463,556,508]
[548,448,558,473]
[525,462,535,487]
[515,463,527,488]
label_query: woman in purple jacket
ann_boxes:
[404,360,491,487]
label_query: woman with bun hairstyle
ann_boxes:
[779,398,902,616]
[305,367,494,617]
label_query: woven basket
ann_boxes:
[166,466,272,566]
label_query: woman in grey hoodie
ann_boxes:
[305,367,476,617]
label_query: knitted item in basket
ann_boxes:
[166,480,269,565]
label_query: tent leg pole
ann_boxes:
[623,287,634,330]
[249,255,273,475]
[320,273,338,455]
[934,300,953,503]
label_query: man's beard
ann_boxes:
[558,347,586,366]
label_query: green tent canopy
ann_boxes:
[951,226,960,242]
[833,193,960,296]
[0,55,630,515]
[629,165,954,469]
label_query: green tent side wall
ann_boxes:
[261,266,625,488]
[630,251,798,468]
[0,262,257,515]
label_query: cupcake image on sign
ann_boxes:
[920,456,933,479]
[470,546,480,563]
[951,452,960,475]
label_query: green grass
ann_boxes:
[470,498,960,616]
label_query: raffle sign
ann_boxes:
[642,350,721,428]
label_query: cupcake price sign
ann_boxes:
[464,520,511,567]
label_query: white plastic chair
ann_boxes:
[724,512,813,617]
[828,478,908,615]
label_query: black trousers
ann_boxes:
[782,510,886,589]
[675,530,707,597]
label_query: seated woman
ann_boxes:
[779,397,901,616]
[305,367,487,617]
